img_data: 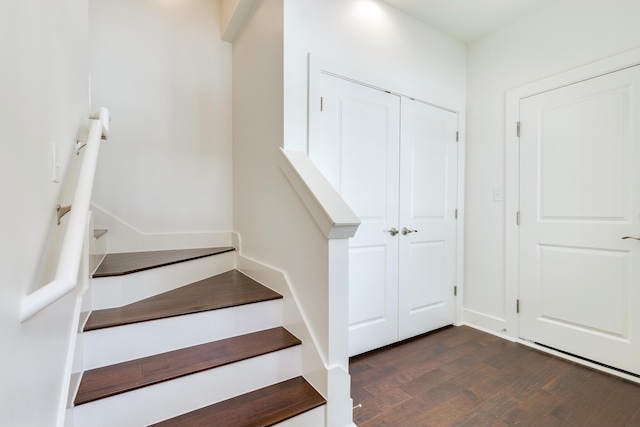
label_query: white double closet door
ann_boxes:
[310,74,458,356]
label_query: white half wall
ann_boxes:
[464,0,640,336]
[0,1,89,425]
[89,0,233,237]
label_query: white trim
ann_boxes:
[459,321,516,342]
[90,203,233,253]
[308,54,459,119]
[505,47,640,340]
[278,149,360,239]
[455,114,466,326]
[462,309,508,337]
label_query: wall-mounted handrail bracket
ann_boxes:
[56,204,72,225]
[76,139,87,155]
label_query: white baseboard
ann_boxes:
[235,254,356,427]
[461,308,513,340]
[90,203,233,252]
[236,255,327,392]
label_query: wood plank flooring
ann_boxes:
[75,327,300,405]
[84,270,281,331]
[350,326,640,427]
[93,247,235,277]
[150,376,326,427]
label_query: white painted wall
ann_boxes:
[464,0,640,335]
[0,1,89,425]
[233,3,358,424]
[283,0,466,153]
[232,0,332,362]
[89,0,233,243]
[234,2,465,425]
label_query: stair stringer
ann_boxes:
[237,254,350,427]
[61,213,95,427]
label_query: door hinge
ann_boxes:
[516,121,521,137]
[456,131,459,142]
[516,211,521,225]
[516,299,520,313]
[455,208,458,219]
[454,286,458,296]
[320,96,324,112]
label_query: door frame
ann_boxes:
[307,53,466,326]
[505,47,640,382]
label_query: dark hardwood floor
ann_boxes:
[350,326,640,427]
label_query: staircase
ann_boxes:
[71,233,326,426]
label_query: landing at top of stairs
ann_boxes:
[84,270,282,331]
[93,247,235,278]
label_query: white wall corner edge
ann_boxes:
[220,0,259,42]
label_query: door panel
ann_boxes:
[311,73,401,356]
[398,98,457,340]
[538,245,629,337]
[519,66,640,375]
[539,88,628,220]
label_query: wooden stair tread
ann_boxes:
[149,376,326,427]
[84,270,282,331]
[93,247,235,278]
[74,327,300,406]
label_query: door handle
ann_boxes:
[386,228,399,236]
[622,236,640,241]
[402,227,418,235]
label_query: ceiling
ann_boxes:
[379,0,553,43]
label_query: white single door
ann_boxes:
[311,73,401,356]
[398,98,458,340]
[519,65,640,375]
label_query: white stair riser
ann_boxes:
[91,251,235,310]
[273,406,326,427]
[73,346,302,427]
[84,299,282,369]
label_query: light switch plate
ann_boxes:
[493,188,503,202]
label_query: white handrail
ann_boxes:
[20,108,110,322]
